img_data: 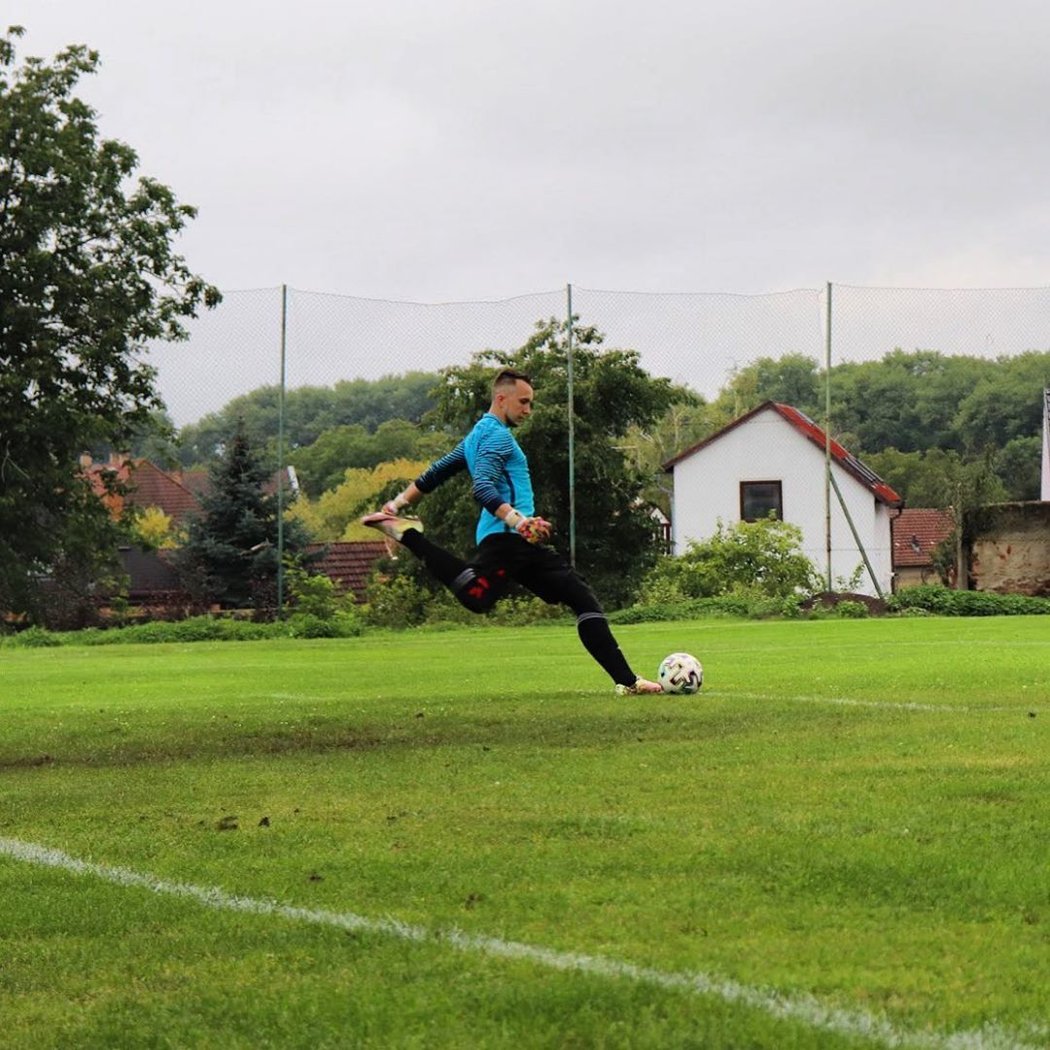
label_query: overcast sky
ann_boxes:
[11,0,1050,304]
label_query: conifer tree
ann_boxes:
[178,424,308,610]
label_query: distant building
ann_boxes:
[663,401,903,597]
[890,508,953,590]
[81,456,383,605]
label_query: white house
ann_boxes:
[662,401,903,597]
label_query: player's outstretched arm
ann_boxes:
[382,482,423,516]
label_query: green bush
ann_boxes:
[610,593,800,624]
[487,595,569,626]
[364,572,430,628]
[641,517,822,602]
[284,611,363,639]
[78,616,272,645]
[887,585,1050,617]
[6,625,61,648]
[395,580,571,628]
[285,562,348,620]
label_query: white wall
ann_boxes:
[670,409,895,596]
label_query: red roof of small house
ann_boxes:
[84,456,204,524]
[123,460,203,525]
[662,401,903,507]
[892,508,953,568]
[169,469,211,500]
[306,541,388,603]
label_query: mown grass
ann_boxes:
[1,617,1047,1049]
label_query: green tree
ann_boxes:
[829,350,996,455]
[920,450,1008,589]
[291,418,446,498]
[176,372,441,466]
[177,424,310,609]
[287,458,430,541]
[861,448,927,504]
[953,351,1050,453]
[994,435,1042,501]
[0,27,220,618]
[621,394,715,517]
[710,353,823,423]
[424,317,680,607]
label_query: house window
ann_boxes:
[740,480,782,522]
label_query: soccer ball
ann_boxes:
[658,652,703,694]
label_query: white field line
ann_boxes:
[1,836,1043,1050]
[266,691,1030,716]
[728,692,1022,714]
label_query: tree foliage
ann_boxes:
[0,27,219,617]
[696,346,1050,503]
[710,353,824,423]
[176,425,309,609]
[290,418,446,498]
[287,458,431,541]
[176,372,441,467]
[621,394,715,516]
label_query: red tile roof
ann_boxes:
[306,541,388,603]
[124,461,203,524]
[84,458,390,602]
[662,401,903,506]
[84,457,204,524]
[892,508,954,567]
[170,470,211,500]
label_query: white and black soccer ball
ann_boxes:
[657,652,703,694]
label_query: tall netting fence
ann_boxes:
[144,282,1049,600]
[827,284,1050,365]
[150,283,1050,430]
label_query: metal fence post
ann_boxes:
[824,280,833,592]
[566,283,576,567]
[276,283,287,617]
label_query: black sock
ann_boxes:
[576,612,636,686]
[399,529,466,589]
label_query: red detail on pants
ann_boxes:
[467,576,491,600]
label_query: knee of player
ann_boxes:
[453,572,500,614]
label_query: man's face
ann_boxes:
[498,379,534,427]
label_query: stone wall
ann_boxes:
[970,502,1050,597]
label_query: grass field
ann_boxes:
[1,616,1047,1049]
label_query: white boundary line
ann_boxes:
[728,692,1023,714]
[0,836,1042,1050]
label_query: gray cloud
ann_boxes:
[10,0,1050,300]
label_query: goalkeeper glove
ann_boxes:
[506,508,551,544]
[382,490,413,516]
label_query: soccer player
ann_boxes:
[361,367,663,695]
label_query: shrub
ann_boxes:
[887,585,1050,617]
[609,593,800,625]
[78,616,272,645]
[285,611,363,639]
[285,562,342,620]
[487,595,569,626]
[641,517,822,602]
[7,625,61,648]
[364,571,429,628]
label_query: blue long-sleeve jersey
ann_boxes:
[415,413,535,544]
